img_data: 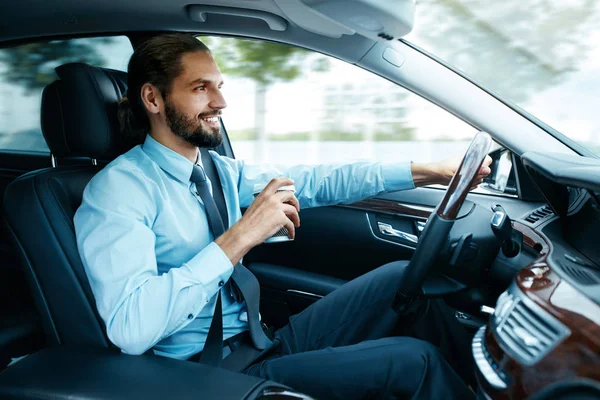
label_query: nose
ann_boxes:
[209,88,227,111]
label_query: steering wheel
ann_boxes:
[397,132,493,298]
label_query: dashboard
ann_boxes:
[475,151,600,399]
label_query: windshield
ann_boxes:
[405,0,600,156]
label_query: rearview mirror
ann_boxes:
[480,148,517,195]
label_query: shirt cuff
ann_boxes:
[382,162,415,192]
[184,242,234,294]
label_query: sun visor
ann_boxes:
[274,0,415,40]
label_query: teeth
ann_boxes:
[202,117,219,122]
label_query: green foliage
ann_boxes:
[268,132,310,141]
[198,36,329,87]
[318,131,363,141]
[0,38,113,93]
[374,124,417,141]
[227,129,257,141]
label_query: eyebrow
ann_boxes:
[188,78,224,87]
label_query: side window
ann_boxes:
[201,36,478,167]
[0,36,132,153]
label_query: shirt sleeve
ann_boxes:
[74,166,233,355]
[214,154,415,209]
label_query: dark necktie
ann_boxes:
[190,164,273,362]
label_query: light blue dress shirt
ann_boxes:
[74,135,415,360]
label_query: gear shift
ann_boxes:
[491,204,521,257]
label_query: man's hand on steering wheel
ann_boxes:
[434,154,493,189]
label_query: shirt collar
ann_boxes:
[142,135,202,184]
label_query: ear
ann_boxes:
[140,83,163,115]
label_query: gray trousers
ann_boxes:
[245,261,475,400]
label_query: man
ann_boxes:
[74,33,491,399]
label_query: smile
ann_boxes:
[200,116,219,124]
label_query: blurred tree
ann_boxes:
[410,0,599,103]
[198,36,328,158]
[0,38,113,94]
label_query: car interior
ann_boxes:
[0,0,599,399]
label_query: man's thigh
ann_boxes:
[274,261,409,355]
[245,336,473,400]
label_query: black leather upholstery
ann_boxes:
[41,63,133,160]
[3,63,135,348]
[0,345,284,400]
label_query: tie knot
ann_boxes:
[190,164,207,184]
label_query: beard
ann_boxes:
[164,100,223,148]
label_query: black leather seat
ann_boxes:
[2,62,136,349]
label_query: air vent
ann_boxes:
[493,285,570,366]
[524,205,554,224]
[561,263,600,285]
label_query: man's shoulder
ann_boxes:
[87,146,157,194]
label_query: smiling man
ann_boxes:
[74,33,490,400]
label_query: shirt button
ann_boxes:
[218,280,224,287]
[187,314,193,320]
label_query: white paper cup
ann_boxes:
[253,183,296,244]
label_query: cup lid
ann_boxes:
[253,183,296,194]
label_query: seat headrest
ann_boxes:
[41,63,135,160]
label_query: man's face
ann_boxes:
[163,51,227,148]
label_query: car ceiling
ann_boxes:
[0,0,378,64]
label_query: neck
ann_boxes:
[149,126,198,163]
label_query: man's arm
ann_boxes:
[219,157,415,209]
[410,157,492,187]
[214,152,491,210]
[74,166,233,355]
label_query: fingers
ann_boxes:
[276,191,300,212]
[262,177,295,195]
[278,203,300,241]
[479,155,493,175]
[281,203,300,228]
[483,155,493,167]
[283,218,295,240]
[469,176,485,191]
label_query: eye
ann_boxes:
[194,85,206,92]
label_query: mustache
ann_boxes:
[198,111,222,118]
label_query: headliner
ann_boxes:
[0,0,378,66]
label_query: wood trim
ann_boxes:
[341,199,432,219]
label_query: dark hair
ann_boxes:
[117,33,211,144]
